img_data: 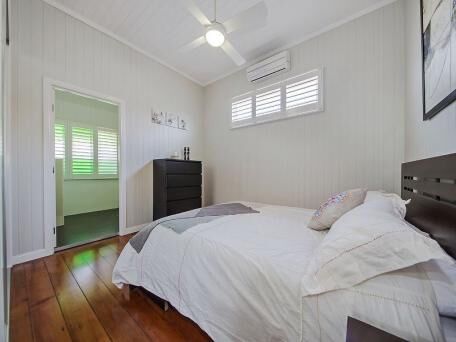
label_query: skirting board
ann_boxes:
[121,223,147,236]
[9,248,53,267]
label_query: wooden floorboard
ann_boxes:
[22,259,72,341]
[81,242,194,342]
[30,297,72,342]
[9,265,34,342]
[44,255,110,342]
[10,235,211,342]
[62,249,151,341]
[23,260,55,307]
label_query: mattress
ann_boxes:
[112,202,444,341]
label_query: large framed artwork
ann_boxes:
[421,0,456,120]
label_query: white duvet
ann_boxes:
[112,203,444,341]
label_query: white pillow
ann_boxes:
[308,189,367,230]
[301,200,452,296]
[364,190,410,218]
[363,194,428,236]
[420,259,456,318]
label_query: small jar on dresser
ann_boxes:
[153,159,202,220]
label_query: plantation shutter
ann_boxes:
[54,123,65,161]
[97,129,118,175]
[231,69,323,128]
[255,87,281,117]
[71,126,94,175]
[286,75,319,110]
[231,97,253,123]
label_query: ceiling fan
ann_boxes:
[181,0,268,66]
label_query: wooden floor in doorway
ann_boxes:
[9,235,211,342]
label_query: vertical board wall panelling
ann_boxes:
[203,1,405,209]
[10,0,204,259]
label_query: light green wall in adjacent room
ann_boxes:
[63,179,119,216]
[55,90,119,216]
[55,89,118,129]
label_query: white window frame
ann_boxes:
[231,68,324,128]
[56,120,119,180]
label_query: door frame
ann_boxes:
[43,77,127,251]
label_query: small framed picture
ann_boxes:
[166,112,178,128]
[178,115,187,130]
[152,110,165,124]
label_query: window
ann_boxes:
[255,87,281,117]
[71,126,94,175]
[231,69,323,128]
[286,75,319,111]
[54,122,118,178]
[231,97,253,123]
[54,123,65,161]
[98,129,118,176]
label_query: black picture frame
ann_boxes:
[420,0,456,120]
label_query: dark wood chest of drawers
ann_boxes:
[153,159,202,220]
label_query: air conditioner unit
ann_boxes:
[246,51,290,83]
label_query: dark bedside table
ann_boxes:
[346,317,408,342]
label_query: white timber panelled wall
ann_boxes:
[9,0,204,263]
[404,0,456,162]
[203,1,405,208]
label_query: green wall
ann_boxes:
[55,90,119,216]
[63,179,119,216]
[55,89,118,129]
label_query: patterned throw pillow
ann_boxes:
[308,189,367,230]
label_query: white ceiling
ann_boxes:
[46,0,394,86]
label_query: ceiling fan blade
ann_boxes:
[180,36,206,52]
[223,1,268,34]
[183,0,211,26]
[221,40,246,66]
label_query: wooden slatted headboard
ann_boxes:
[401,153,456,259]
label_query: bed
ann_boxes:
[113,153,456,341]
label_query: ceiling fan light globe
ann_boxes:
[205,24,225,47]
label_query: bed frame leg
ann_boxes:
[122,284,130,300]
[128,285,169,311]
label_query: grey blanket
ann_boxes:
[129,203,259,253]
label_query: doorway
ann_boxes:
[43,79,127,252]
[54,89,120,249]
